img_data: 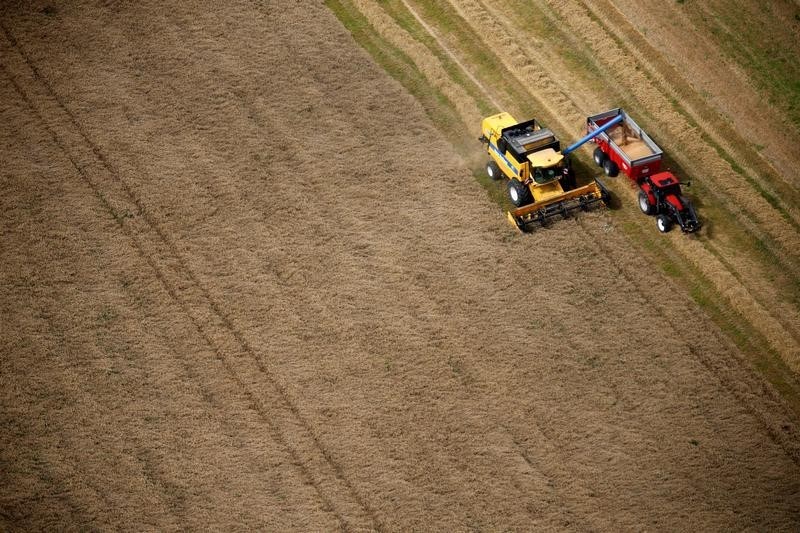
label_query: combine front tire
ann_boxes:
[603,159,619,177]
[593,147,606,166]
[507,179,532,207]
[656,214,673,233]
[486,160,501,180]
[638,191,656,216]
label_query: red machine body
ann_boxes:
[587,108,663,182]
[586,108,701,234]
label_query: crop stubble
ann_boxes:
[605,0,800,189]
[538,0,800,311]
[380,0,800,381]
[2,1,800,531]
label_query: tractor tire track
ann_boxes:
[1,63,195,530]
[399,0,503,111]
[1,86,338,526]
[0,22,380,533]
[576,216,800,466]
[351,0,483,133]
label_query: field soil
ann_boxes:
[2,1,799,531]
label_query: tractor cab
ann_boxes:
[651,172,682,197]
[649,172,689,212]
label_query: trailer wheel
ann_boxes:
[486,160,501,180]
[593,147,606,166]
[638,191,656,216]
[656,214,673,233]
[603,159,619,177]
[507,179,532,207]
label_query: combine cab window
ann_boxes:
[533,167,559,184]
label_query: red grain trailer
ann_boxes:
[586,108,701,233]
[587,108,663,180]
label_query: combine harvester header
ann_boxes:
[479,112,621,231]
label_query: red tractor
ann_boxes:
[637,172,701,233]
[586,108,701,234]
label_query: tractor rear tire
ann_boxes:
[638,190,656,216]
[508,179,532,207]
[593,147,606,166]
[656,214,673,233]
[486,160,501,180]
[603,159,619,177]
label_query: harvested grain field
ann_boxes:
[2,1,799,531]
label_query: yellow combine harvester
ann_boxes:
[479,112,615,232]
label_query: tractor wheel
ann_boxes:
[507,179,532,207]
[486,160,501,180]
[638,190,656,216]
[656,214,673,233]
[593,147,606,166]
[603,159,619,177]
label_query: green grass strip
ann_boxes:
[380,0,495,117]
[325,0,470,157]
[326,0,800,414]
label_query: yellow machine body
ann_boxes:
[480,112,609,232]
[481,112,529,178]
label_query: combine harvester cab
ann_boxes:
[586,108,701,233]
[479,112,614,232]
